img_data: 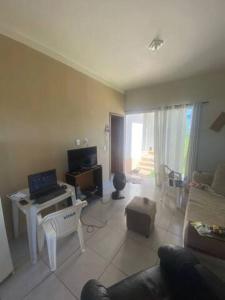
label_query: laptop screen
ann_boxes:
[28,169,57,195]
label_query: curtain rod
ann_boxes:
[125,101,209,115]
[163,101,209,109]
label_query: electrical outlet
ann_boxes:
[83,138,89,146]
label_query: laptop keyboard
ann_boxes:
[35,187,66,204]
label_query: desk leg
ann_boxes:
[26,206,37,264]
[12,201,19,238]
[71,188,76,205]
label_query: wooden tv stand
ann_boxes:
[65,165,103,200]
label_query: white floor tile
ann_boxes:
[155,210,173,230]
[112,238,158,275]
[126,225,167,251]
[107,211,127,233]
[80,214,105,241]
[99,264,126,287]
[0,260,50,300]
[83,198,120,222]
[56,248,107,298]
[86,225,126,262]
[165,231,183,247]
[9,234,30,269]
[168,213,184,237]
[24,274,76,300]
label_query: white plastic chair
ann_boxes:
[160,164,183,208]
[37,200,87,271]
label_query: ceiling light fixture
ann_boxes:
[148,38,164,51]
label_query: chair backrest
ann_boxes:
[160,164,182,186]
[39,200,87,239]
[160,164,172,181]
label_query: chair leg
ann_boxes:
[37,227,45,253]
[77,221,85,253]
[161,183,167,205]
[46,233,57,271]
[176,188,181,208]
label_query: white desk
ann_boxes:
[8,182,76,264]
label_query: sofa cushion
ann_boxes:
[212,164,225,196]
[184,187,225,228]
[192,171,214,186]
[195,264,225,300]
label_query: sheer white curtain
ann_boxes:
[154,105,187,186]
[142,113,154,151]
[185,103,202,183]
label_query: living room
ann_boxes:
[0,1,225,300]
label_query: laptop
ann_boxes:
[28,169,66,203]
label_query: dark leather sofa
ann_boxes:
[81,245,225,300]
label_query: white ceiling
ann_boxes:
[1,0,225,92]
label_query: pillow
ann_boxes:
[192,171,214,185]
[189,181,208,190]
[211,164,225,197]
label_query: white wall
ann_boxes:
[125,70,225,172]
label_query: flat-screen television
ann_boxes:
[67,146,97,172]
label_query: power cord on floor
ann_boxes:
[100,197,112,205]
[79,179,126,234]
[80,196,112,233]
[80,215,108,233]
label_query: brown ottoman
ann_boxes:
[125,197,156,237]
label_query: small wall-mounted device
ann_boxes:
[105,124,110,133]
[75,139,81,146]
[83,138,89,147]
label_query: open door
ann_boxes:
[110,114,124,174]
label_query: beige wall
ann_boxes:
[125,71,225,173]
[0,34,124,236]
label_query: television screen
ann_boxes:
[67,146,97,172]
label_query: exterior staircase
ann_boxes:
[137,150,154,176]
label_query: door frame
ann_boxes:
[109,113,125,178]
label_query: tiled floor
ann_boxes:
[0,178,184,300]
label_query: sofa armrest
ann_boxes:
[158,245,199,275]
[192,171,214,186]
[81,280,111,300]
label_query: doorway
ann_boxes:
[125,113,155,179]
[110,114,125,174]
